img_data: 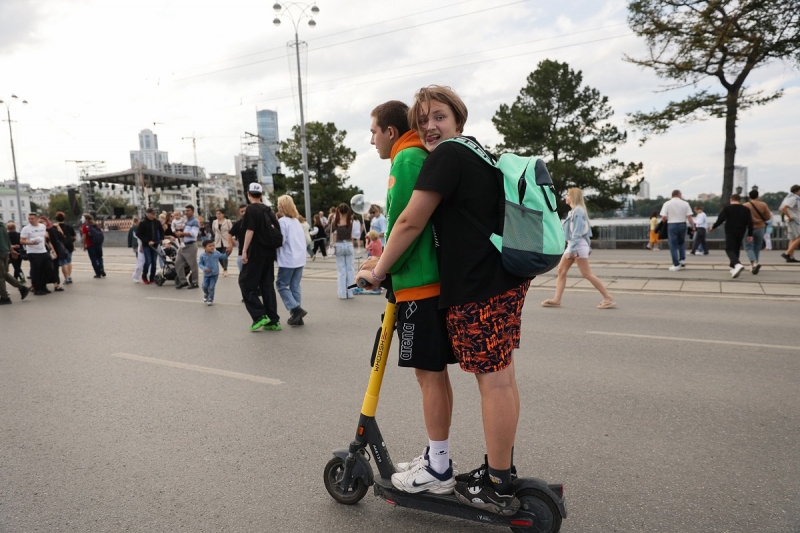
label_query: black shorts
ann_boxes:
[396,296,456,372]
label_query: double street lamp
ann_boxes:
[0,95,27,225]
[273,1,319,220]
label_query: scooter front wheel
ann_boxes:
[324,457,368,505]
[511,488,562,533]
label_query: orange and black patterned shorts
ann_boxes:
[445,281,530,374]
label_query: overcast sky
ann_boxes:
[1,0,798,205]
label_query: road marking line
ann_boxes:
[110,353,284,385]
[586,331,800,352]
[146,297,239,306]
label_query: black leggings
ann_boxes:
[311,238,327,257]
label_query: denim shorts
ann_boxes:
[58,251,73,266]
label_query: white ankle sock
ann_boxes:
[428,438,450,475]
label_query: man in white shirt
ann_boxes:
[19,213,53,295]
[779,184,800,263]
[660,190,696,271]
[690,205,709,255]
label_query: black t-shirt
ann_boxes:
[58,223,76,252]
[242,202,278,260]
[415,138,525,308]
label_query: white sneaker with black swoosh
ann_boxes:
[391,456,456,494]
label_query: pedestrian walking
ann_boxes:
[310,214,327,260]
[39,216,64,292]
[20,213,53,295]
[690,205,709,255]
[198,240,225,306]
[128,217,139,257]
[136,208,162,284]
[779,184,800,263]
[542,188,615,309]
[6,222,25,283]
[80,213,106,279]
[212,209,232,277]
[744,189,771,273]
[0,219,30,304]
[275,195,308,326]
[710,193,753,278]
[660,190,696,271]
[174,205,200,290]
[238,183,282,331]
[330,203,358,299]
[229,205,247,272]
[55,212,76,284]
[647,210,660,250]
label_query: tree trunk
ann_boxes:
[721,90,738,208]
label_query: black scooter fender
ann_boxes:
[333,448,374,487]
[513,477,568,519]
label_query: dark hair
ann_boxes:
[238,204,247,210]
[695,205,704,211]
[202,239,214,247]
[216,209,224,214]
[371,100,410,137]
[730,193,741,202]
[749,189,759,200]
[650,210,659,218]
[55,212,66,222]
[185,205,194,211]
[249,191,262,199]
[671,190,681,198]
[146,207,155,214]
[791,185,800,194]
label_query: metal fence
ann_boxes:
[592,223,794,250]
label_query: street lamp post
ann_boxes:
[0,95,28,224]
[273,1,319,220]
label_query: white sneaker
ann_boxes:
[396,447,457,473]
[391,458,456,494]
[668,265,681,272]
[207,301,213,306]
[679,260,686,268]
[731,264,744,278]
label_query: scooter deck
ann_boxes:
[373,477,539,529]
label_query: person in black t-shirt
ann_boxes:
[356,86,528,516]
[239,183,282,331]
[710,193,753,278]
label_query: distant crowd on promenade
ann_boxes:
[646,185,800,278]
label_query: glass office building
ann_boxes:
[256,109,280,191]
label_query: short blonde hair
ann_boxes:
[367,230,379,241]
[277,195,300,219]
[408,85,468,136]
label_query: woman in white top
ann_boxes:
[276,195,309,326]
[212,209,233,277]
[542,188,615,309]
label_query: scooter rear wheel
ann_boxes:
[324,457,368,505]
[511,488,561,533]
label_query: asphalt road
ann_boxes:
[1,256,798,532]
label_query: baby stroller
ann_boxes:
[153,240,178,286]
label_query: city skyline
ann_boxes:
[1,0,798,207]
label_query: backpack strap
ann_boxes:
[441,137,503,251]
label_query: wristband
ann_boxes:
[371,268,386,282]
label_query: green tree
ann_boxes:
[626,0,800,207]
[493,59,643,217]
[277,121,362,216]
[46,194,81,221]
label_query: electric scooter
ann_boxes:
[323,289,567,533]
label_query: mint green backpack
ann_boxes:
[443,137,565,277]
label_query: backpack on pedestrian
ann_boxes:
[442,136,564,277]
[261,206,283,248]
[88,224,105,245]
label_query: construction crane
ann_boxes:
[181,134,203,169]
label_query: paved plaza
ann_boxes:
[1,247,798,532]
